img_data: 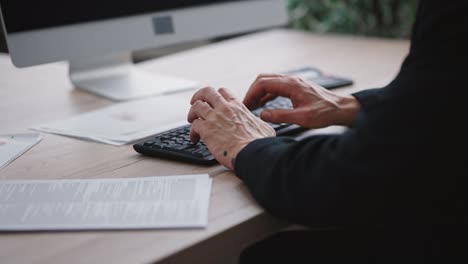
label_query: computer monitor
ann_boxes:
[0,0,288,101]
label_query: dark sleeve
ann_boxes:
[352,88,384,112]
[234,80,434,228]
[235,116,388,228]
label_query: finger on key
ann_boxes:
[244,74,281,107]
[190,119,203,143]
[243,77,294,109]
[244,75,283,109]
[258,93,278,107]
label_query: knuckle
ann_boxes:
[192,89,205,102]
[291,79,304,89]
[257,78,268,86]
[218,103,231,112]
[200,86,215,94]
[193,100,204,109]
[214,92,224,100]
[218,87,227,93]
[201,86,213,91]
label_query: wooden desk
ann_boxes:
[0,29,409,264]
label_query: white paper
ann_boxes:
[0,174,212,231]
[31,95,192,145]
[0,133,42,170]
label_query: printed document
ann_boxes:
[0,174,212,231]
[0,133,42,170]
[32,95,191,145]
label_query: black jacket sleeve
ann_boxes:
[352,89,384,112]
[234,0,468,230]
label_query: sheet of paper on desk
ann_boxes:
[0,174,212,231]
[0,133,42,170]
[31,95,191,145]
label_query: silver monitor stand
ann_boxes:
[69,53,198,101]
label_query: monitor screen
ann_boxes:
[1,0,248,33]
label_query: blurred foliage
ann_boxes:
[288,0,419,38]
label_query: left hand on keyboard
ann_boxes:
[187,87,275,170]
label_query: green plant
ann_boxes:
[288,0,418,38]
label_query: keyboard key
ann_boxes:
[171,145,188,151]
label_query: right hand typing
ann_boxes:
[243,74,361,128]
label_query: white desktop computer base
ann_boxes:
[69,53,199,101]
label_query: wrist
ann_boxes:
[225,141,250,170]
[335,95,361,126]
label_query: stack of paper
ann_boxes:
[32,95,191,145]
[0,133,42,170]
[0,174,212,231]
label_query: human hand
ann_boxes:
[188,87,276,170]
[243,74,361,128]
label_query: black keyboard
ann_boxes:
[133,97,304,165]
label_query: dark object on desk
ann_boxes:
[286,67,353,89]
[134,69,353,165]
